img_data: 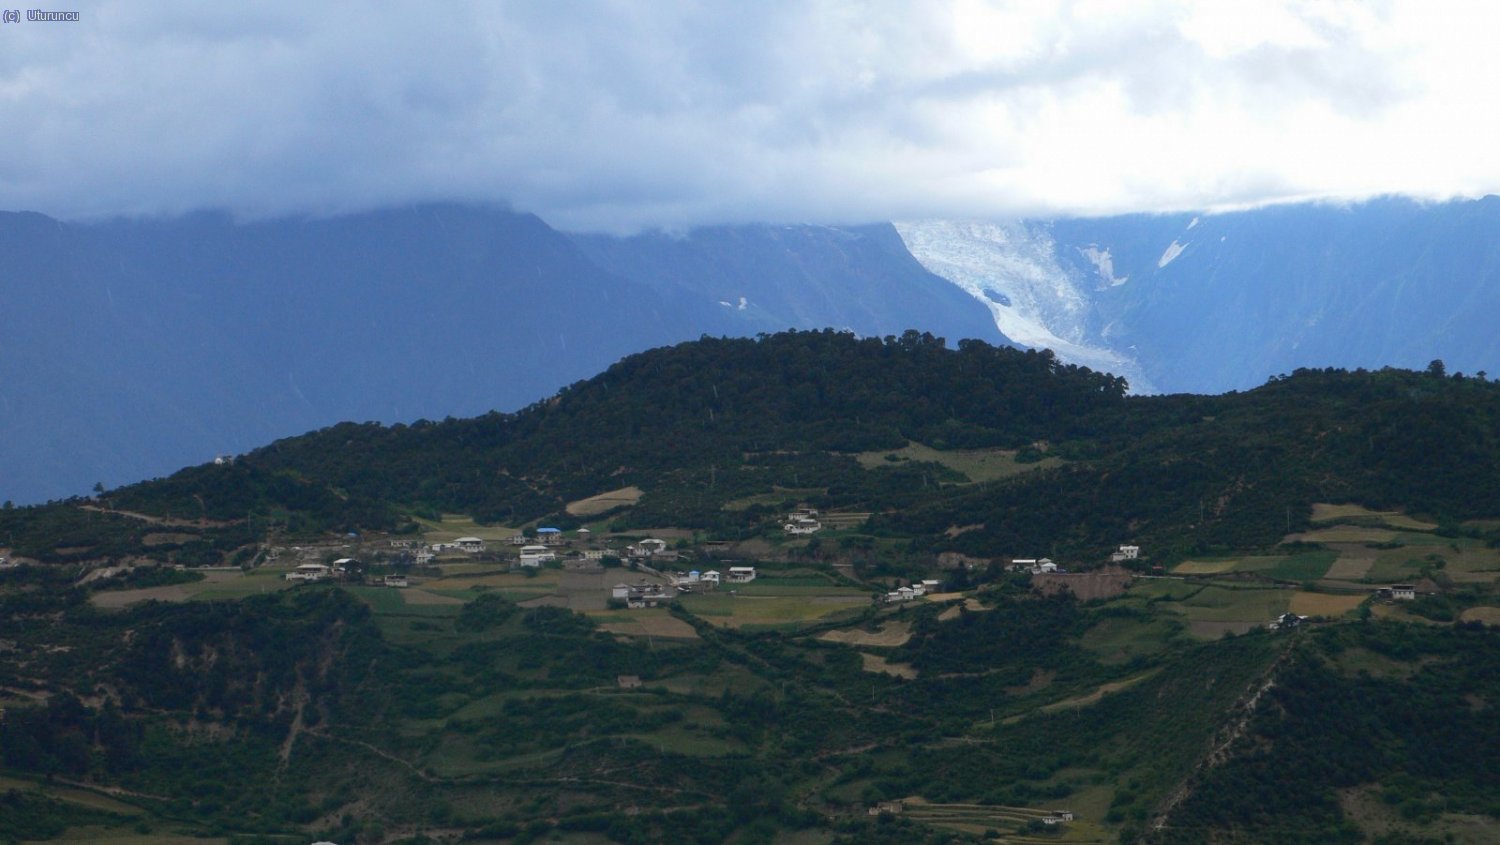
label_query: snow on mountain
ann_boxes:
[893,220,1155,392]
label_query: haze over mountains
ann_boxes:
[3,195,1498,504]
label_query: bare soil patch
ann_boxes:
[566,486,644,517]
[1032,566,1132,600]
[1460,606,1500,625]
[1290,592,1368,617]
[1040,670,1157,713]
[818,621,912,647]
[937,599,987,621]
[860,652,917,679]
[1325,555,1375,580]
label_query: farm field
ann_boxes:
[679,587,869,630]
[412,513,519,542]
[1171,550,1334,581]
[1129,581,1292,638]
[1288,592,1369,617]
[89,568,290,608]
[565,485,643,517]
[855,441,1063,482]
[1310,503,1438,530]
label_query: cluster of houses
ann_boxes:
[885,579,942,603]
[612,582,671,609]
[783,509,823,535]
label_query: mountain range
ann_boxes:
[4,195,1500,503]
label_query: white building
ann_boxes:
[285,563,331,582]
[1110,544,1140,562]
[455,537,486,554]
[725,566,757,583]
[519,545,556,567]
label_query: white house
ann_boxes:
[611,583,632,601]
[414,548,435,565]
[1110,544,1140,562]
[886,586,916,603]
[630,538,669,557]
[455,537,486,554]
[783,515,822,535]
[383,574,408,588]
[1391,584,1416,600]
[536,527,564,545]
[921,579,941,593]
[285,563,331,582]
[702,570,721,585]
[519,545,556,567]
[725,566,757,583]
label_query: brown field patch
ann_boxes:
[142,532,198,546]
[1289,592,1368,617]
[1325,555,1375,580]
[860,652,917,679]
[88,569,243,608]
[598,613,700,640]
[1459,606,1500,625]
[937,599,987,621]
[818,621,912,647]
[1032,566,1132,600]
[400,588,466,605]
[566,486,644,517]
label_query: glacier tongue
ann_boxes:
[894,219,1154,393]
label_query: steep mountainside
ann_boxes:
[572,222,1006,348]
[899,196,1500,394]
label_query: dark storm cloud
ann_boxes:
[0,1,1491,230]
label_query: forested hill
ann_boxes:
[9,330,1500,565]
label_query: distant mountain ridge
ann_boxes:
[0,206,1006,504]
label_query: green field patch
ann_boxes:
[1237,550,1336,581]
[1287,526,1399,544]
[414,513,519,542]
[855,441,1062,483]
[721,487,826,511]
[1078,615,1179,664]
[1172,558,1241,575]
[1310,503,1439,530]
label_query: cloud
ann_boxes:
[1,0,1497,231]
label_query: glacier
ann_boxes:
[893,220,1155,393]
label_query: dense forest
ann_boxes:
[7,330,1500,565]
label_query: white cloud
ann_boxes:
[1,1,1497,230]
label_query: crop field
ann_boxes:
[1172,558,1241,575]
[565,485,643,516]
[680,589,869,629]
[1142,584,1291,638]
[855,441,1063,482]
[413,513,519,542]
[1172,550,1334,581]
[89,568,289,608]
[1288,592,1369,617]
[594,609,700,640]
[1459,606,1500,625]
[1287,525,1399,544]
[1310,503,1438,530]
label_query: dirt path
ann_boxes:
[79,504,235,528]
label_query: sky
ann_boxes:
[3,0,1499,233]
